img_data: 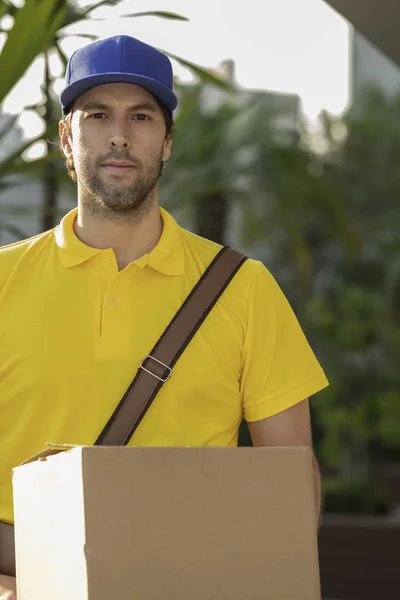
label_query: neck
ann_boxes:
[73,199,163,271]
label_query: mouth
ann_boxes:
[102,164,136,175]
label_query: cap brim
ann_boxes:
[60,73,178,114]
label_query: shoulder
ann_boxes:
[180,227,267,282]
[179,227,224,265]
[0,229,55,291]
[179,226,281,307]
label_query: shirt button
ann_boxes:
[103,257,109,265]
[109,297,116,306]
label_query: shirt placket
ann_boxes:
[99,251,121,356]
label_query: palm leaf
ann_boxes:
[0,0,17,19]
[69,33,98,40]
[54,37,69,70]
[163,51,233,91]
[106,11,189,21]
[78,0,122,19]
[0,113,18,140]
[0,0,66,105]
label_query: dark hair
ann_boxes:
[153,95,175,138]
[58,92,175,183]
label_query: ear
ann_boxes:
[162,135,172,163]
[59,120,73,157]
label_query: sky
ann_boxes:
[1,0,350,149]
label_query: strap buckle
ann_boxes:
[140,355,172,382]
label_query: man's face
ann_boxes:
[59,82,172,219]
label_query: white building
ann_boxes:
[204,59,300,139]
[351,30,400,106]
[0,174,75,246]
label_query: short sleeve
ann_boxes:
[240,261,328,422]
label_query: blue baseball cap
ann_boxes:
[59,35,178,116]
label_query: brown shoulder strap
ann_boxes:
[95,246,248,446]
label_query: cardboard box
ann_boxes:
[13,446,321,599]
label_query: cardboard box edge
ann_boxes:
[15,443,83,467]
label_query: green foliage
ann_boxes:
[162,83,400,493]
[323,477,390,515]
[297,90,400,481]
[0,0,66,105]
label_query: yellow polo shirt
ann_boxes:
[0,207,328,523]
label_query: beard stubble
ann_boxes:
[76,144,164,222]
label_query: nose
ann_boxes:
[108,120,131,149]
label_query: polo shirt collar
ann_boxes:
[55,207,185,276]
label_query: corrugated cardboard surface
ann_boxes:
[13,446,321,600]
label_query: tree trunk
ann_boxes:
[195,193,228,245]
[41,48,58,232]
[194,192,252,446]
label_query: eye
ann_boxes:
[89,113,105,119]
[133,113,151,121]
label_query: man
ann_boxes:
[0,35,328,598]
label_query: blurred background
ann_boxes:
[0,1,399,598]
